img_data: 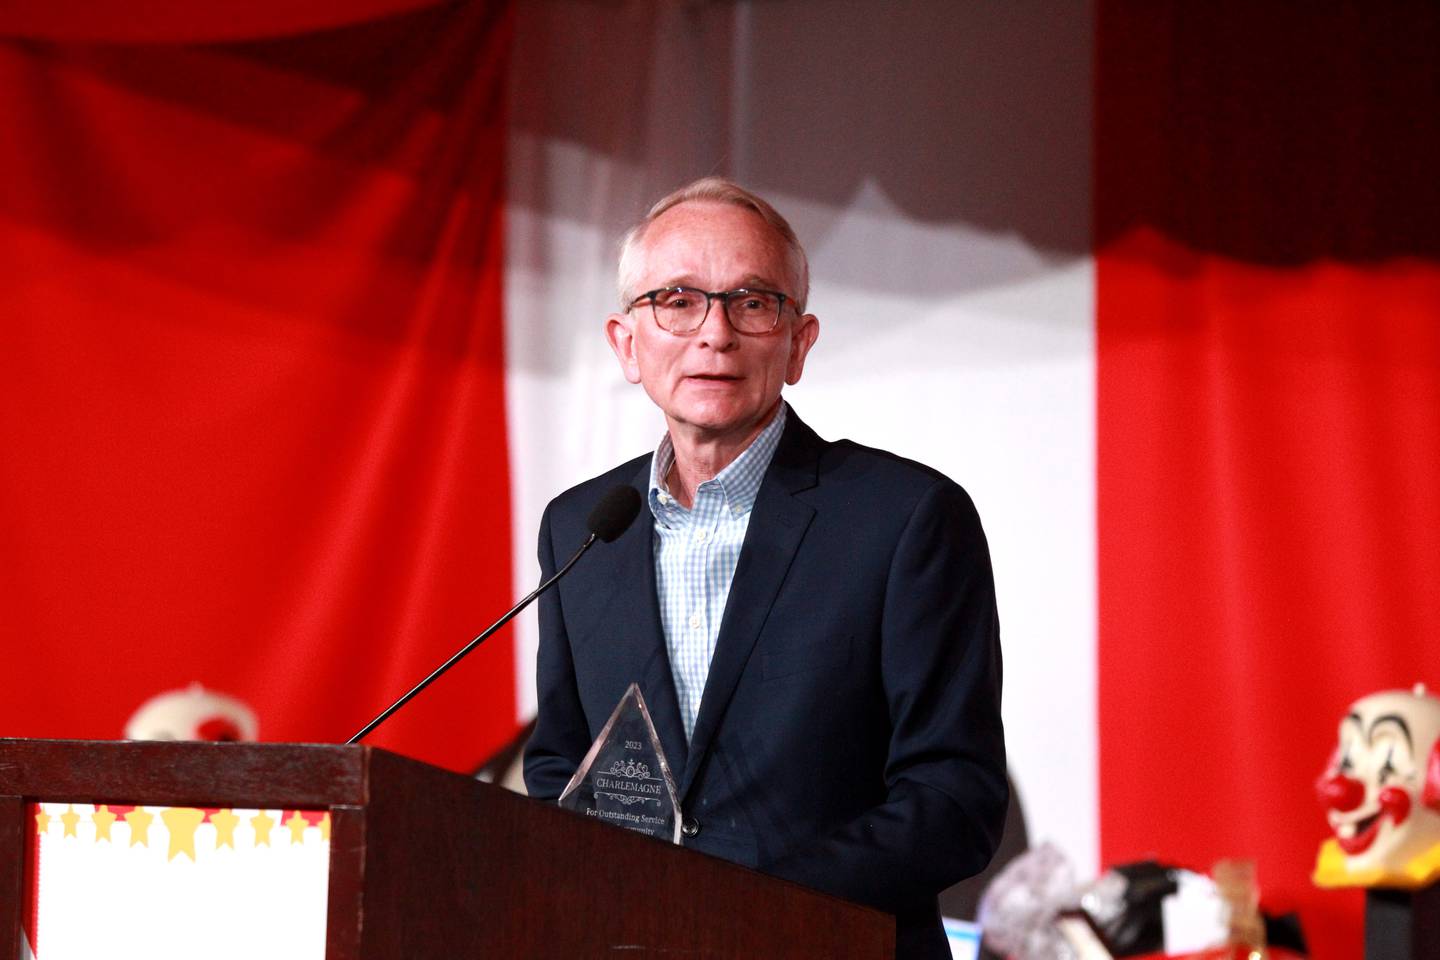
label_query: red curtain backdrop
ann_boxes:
[1097,4,1440,957]
[0,0,517,772]
[0,0,447,43]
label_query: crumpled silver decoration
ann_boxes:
[1077,868,1129,931]
[977,841,1081,960]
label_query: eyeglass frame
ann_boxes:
[626,286,796,335]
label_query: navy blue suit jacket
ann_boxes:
[524,410,1006,959]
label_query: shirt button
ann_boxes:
[681,818,701,838]
[694,530,709,544]
[688,612,702,629]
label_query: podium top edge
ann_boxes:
[0,737,366,751]
[0,737,378,808]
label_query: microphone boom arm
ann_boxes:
[346,532,599,745]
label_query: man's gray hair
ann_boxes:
[616,176,811,312]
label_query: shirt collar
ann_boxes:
[648,402,788,522]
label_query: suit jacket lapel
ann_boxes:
[611,462,689,776]
[680,413,821,799]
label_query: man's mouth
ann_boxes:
[1335,810,1383,855]
[687,373,740,381]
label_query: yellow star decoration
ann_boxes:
[34,808,51,836]
[285,812,309,845]
[125,808,155,847]
[319,812,331,842]
[93,805,117,842]
[60,805,80,838]
[162,808,205,862]
[211,809,239,849]
[251,811,275,847]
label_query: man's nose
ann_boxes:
[696,296,739,347]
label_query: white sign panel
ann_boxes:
[23,802,329,960]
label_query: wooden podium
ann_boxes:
[0,738,893,959]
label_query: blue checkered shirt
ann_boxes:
[649,404,787,742]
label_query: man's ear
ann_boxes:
[605,313,643,385]
[785,313,820,386]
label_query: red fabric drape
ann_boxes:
[1097,4,1440,957]
[0,0,448,44]
[0,0,517,772]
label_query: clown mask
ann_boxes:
[124,682,258,742]
[1313,684,1440,888]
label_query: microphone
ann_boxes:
[587,484,643,542]
[347,484,643,744]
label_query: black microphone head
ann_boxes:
[587,485,642,543]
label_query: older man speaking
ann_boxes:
[524,178,1006,960]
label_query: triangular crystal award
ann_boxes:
[557,682,682,844]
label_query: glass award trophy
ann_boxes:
[557,683,682,843]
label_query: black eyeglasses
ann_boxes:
[627,287,791,334]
